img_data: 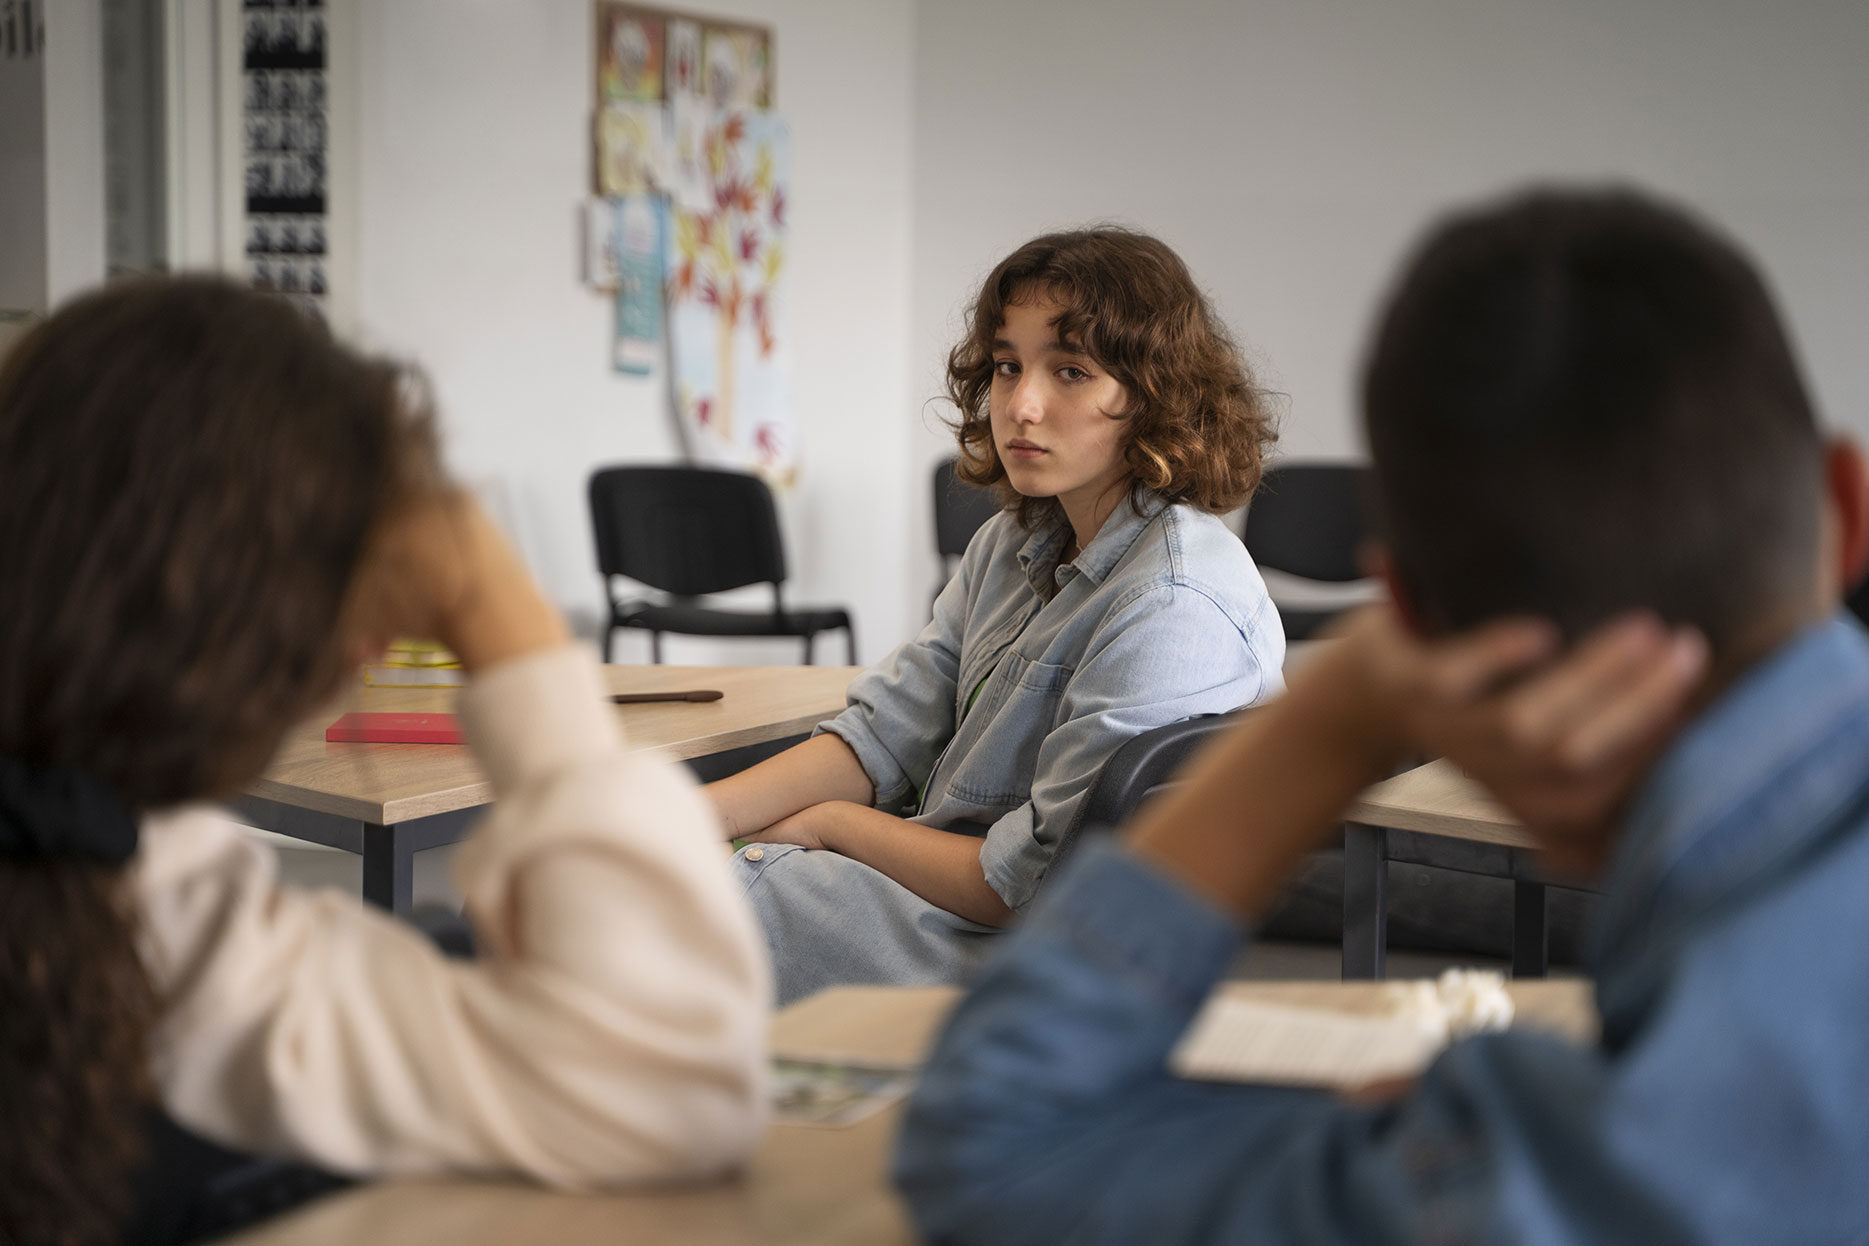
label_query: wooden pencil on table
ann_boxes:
[609,690,724,704]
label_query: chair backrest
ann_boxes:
[589,465,788,596]
[933,457,1004,559]
[1055,710,1247,865]
[1849,570,1869,629]
[1242,462,1371,583]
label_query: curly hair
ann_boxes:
[0,277,439,1245]
[946,228,1278,528]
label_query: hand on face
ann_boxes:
[343,491,568,672]
[1333,603,1709,875]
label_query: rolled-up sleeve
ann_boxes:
[818,551,970,809]
[137,645,771,1189]
[979,583,1277,910]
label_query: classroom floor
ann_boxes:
[251,828,1510,982]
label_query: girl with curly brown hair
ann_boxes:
[0,278,768,1246]
[709,228,1287,1004]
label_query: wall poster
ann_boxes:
[240,0,330,318]
[586,3,792,481]
[613,192,667,375]
[664,110,790,479]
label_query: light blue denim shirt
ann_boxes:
[829,492,1284,908]
[734,492,1284,1004]
[897,615,1869,1244]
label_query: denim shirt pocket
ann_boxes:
[942,652,1074,809]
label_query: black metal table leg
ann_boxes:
[236,734,777,914]
[1512,880,1550,978]
[1341,822,1388,980]
[361,823,414,912]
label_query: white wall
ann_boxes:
[354,0,915,663]
[909,0,1869,509]
[0,33,47,322]
[41,0,105,303]
[2,0,107,325]
[34,1,1869,657]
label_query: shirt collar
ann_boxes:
[1591,614,1869,970]
[1015,491,1168,597]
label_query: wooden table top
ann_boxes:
[225,979,1594,1246]
[1345,758,1537,850]
[247,664,857,826]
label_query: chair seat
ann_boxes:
[615,599,852,638]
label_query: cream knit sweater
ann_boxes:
[130,645,771,1188]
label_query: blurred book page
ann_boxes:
[1170,998,1446,1089]
[770,1060,915,1128]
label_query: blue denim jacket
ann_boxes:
[897,616,1869,1244]
[823,492,1284,910]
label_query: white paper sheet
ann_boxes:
[1171,972,1515,1090]
[1171,998,1447,1089]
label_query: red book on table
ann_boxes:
[326,712,466,744]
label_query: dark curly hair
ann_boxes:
[946,228,1279,528]
[0,277,439,1245]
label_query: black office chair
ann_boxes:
[1337,820,1586,981]
[1056,708,1583,982]
[1241,462,1373,641]
[126,1113,350,1246]
[1053,711,1245,866]
[124,906,480,1244]
[1848,571,1869,628]
[932,457,1003,604]
[590,465,856,665]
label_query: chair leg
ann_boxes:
[844,624,857,666]
[801,633,815,665]
[602,625,615,665]
[650,631,663,665]
[1512,880,1550,978]
[1341,823,1388,980]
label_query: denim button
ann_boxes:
[745,847,765,862]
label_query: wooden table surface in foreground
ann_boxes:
[250,664,858,826]
[225,980,1594,1246]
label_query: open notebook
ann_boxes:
[1170,970,1524,1090]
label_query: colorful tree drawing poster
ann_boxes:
[666,111,793,481]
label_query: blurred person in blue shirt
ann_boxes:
[895,188,1869,1245]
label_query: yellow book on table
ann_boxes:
[364,664,467,688]
[379,638,461,668]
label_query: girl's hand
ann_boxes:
[739,804,841,852]
[345,492,568,672]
